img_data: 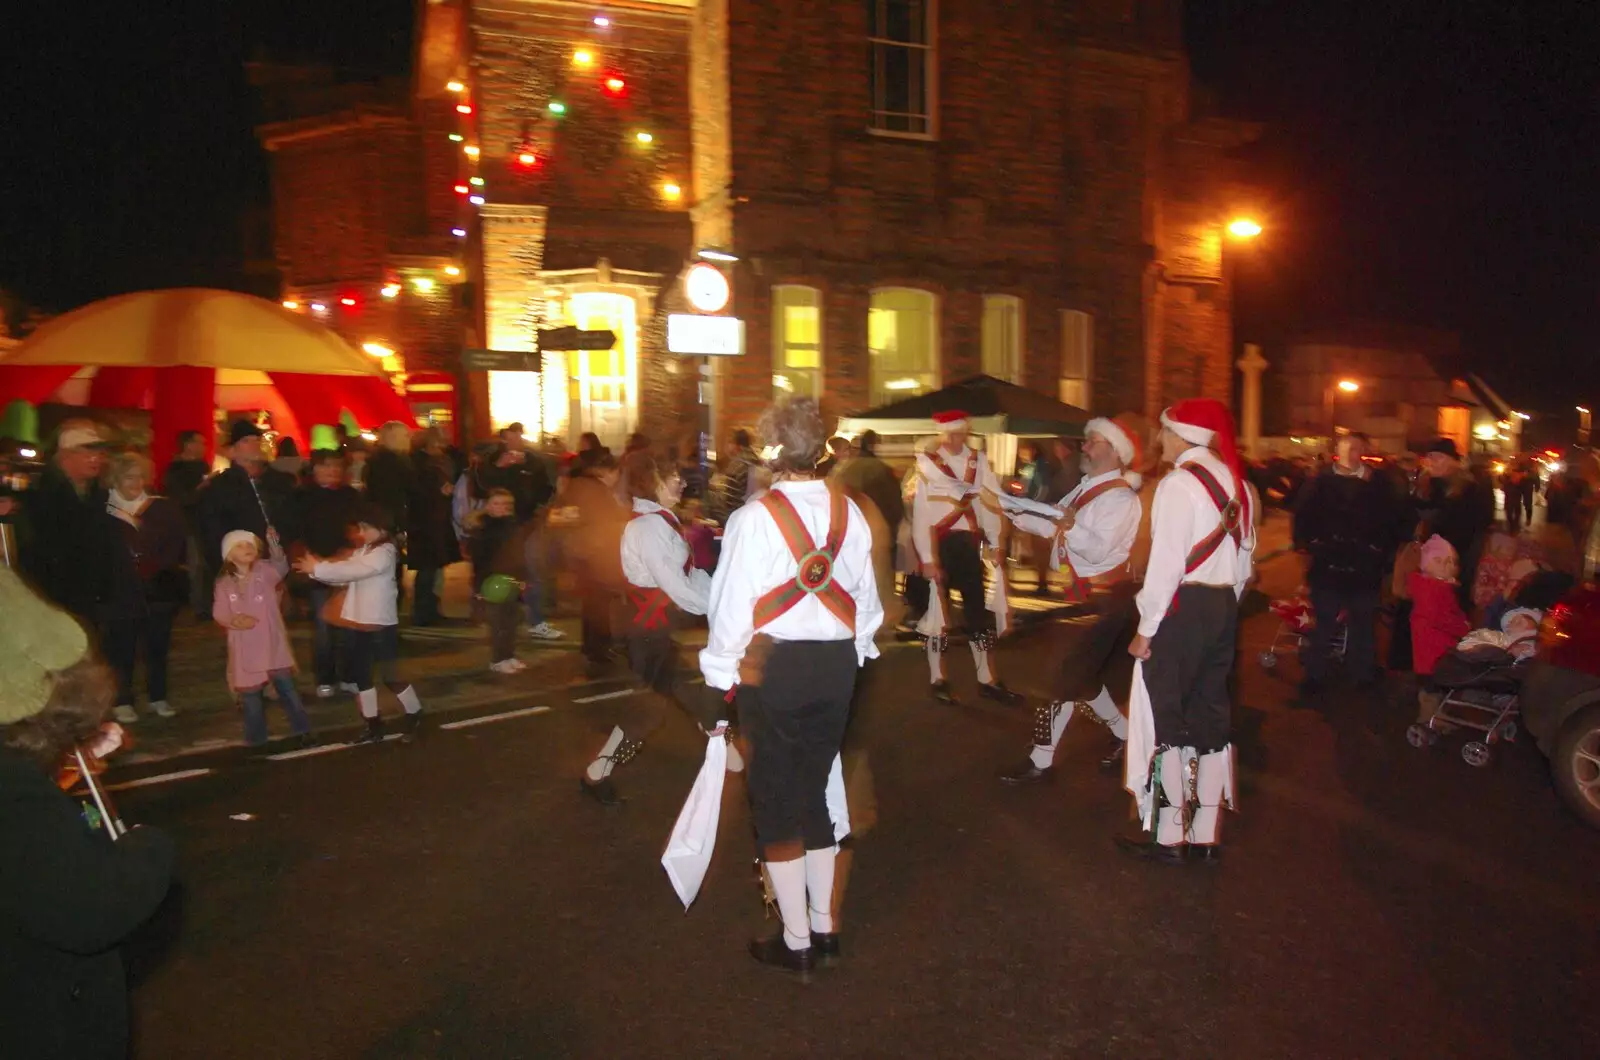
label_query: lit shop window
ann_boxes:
[772,286,823,399]
[869,287,939,405]
[1059,309,1094,410]
[981,294,1023,384]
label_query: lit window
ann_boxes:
[772,286,823,399]
[869,287,938,405]
[869,0,936,137]
[1059,309,1093,410]
[981,295,1023,384]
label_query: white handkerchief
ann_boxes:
[826,753,850,842]
[662,735,728,909]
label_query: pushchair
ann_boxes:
[1406,646,1526,767]
[1259,594,1347,670]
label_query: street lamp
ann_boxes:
[1325,378,1360,439]
[1578,406,1592,446]
[1227,218,1263,239]
[1337,379,1360,394]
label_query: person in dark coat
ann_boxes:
[1415,438,1492,608]
[282,449,362,696]
[162,430,213,618]
[199,420,290,571]
[0,567,175,1060]
[364,422,413,540]
[17,419,117,625]
[406,427,461,626]
[102,453,190,724]
[1292,433,1403,693]
[565,452,625,677]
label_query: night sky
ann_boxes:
[2,1,1596,430]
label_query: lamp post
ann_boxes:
[1325,378,1359,439]
[1578,405,1591,447]
[1226,217,1264,452]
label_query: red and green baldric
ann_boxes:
[1054,476,1135,604]
[1182,463,1245,574]
[927,448,979,538]
[626,509,692,632]
[752,488,856,632]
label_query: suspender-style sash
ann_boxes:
[626,509,692,632]
[927,449,979,539]
[1053,477,1135,604]
[1182,464,1244,575]
[752,488,856,633]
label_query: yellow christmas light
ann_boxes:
[661,183,682,201]
[464,144,480,159]
[573,49,595,67]
[635,131,654,144]
[445,265,462,277]
[446,80,465,93]
[412,277,435,293]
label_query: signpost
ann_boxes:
[462,329,615,373]
[540,326,617,352]
[667,314,744,356]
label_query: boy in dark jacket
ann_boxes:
[470,489,527,673]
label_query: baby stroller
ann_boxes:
[1406,646,1526,767]
[1259,594,1347,670]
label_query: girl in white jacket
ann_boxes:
[293,505,423,744]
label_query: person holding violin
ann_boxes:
[0,565,176,1060]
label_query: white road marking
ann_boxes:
[572,688,640,704]
[264,734,404,761]
[103,768,213,792]
[439,706,552,730]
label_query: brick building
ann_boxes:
[259,0,1256,451]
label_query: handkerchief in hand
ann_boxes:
[662,735,728,909]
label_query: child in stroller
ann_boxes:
[1407,607,1541,767]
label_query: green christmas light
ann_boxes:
[469,177,485,186]
[548,101,567,115]
[449,133,464,142]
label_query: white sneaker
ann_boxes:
[316,685,337,699]
[113,705,139,724]
[338,682,360,695]
[528,622,564,640]
[489,659,518,674]
[506,658,528,672]
[150,700,176,718]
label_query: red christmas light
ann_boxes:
[516,151,538,168]
[455,103,473,115]
[454,184,470,194]
[339,296,357,307]
[604,77,626,96]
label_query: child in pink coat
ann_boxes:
[1409,535,1471,727]
[214,530,313,748]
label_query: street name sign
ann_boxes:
[462,349,539,372]
[667,314,744,356]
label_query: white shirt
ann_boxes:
[1007,468,1142,577]
[912,445,1002,563]
[1135,447,1256,638]
[699,480,884,691]
[621,498,711,615]
[313,542,399,627]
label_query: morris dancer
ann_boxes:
[700,398,883,974]
[1120,398,1255,864]
[912,410,1020,705]
[999,415,1144,783]
[581,452,720,806]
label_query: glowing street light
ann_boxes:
[1227,218,1263,239]
[1337,379,1360,394]
[1577,405,1590,415]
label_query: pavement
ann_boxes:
[98,506,1600,1059]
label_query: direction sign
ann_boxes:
[539,326,616,351]
[462,349,539,372]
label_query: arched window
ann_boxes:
[869,287,938,406]
[772,285,822,399]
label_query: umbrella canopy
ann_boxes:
[0,288,382,375]
[837,375,1090,438]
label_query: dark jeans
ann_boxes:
[347,625,402,692]
[488,598,519,662]
[580,582,616,667]
[306,583,348,687]
[412,567,441,625]
[104,607,176,707]
[1306,585,1381,685]
[937,531,992,634]
[740,639,858,856]
[1143,585,1237,754]
[240,670,311,746]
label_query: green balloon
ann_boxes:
[0,399,38,444]
[481,573,518,604]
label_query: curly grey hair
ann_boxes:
[758,397,826,473]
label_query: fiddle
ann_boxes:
[57,723,130,839]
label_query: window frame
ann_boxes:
[868,0,939,141]
[771,284,824,401]
[980,294,1024,385]
[868,285,941,406]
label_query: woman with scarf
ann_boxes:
[103,452,190,724]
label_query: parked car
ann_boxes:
[1522,518,1600,830]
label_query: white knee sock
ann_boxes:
[587,726,624,781]
[396,685,422,715]
[766,857,811,951]
[1155,750,1188,847]
[804,846,837,934]
[1188,746,1232,845]
[1029,702,1075,769]
[927,638,944,682]
[1087,687,1128,740]
[971,644,994,685]
[724,737,744,774]
[357,688,380,720]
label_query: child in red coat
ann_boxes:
[1410,534,1471,727]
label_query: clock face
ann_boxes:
[685,263,731,313]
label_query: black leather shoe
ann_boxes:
[931,680,959,705]
[401,711,424,743]
[580,776,620,807]
[1099,739,1126,772]
[1113,832,1187,864]
[979,682,1024,706]
[1000,760,1052,785]
[749,934,815,974]
[1191,844,1222,865]
[810,932,841,961]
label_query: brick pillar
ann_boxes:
[477,204,549,436]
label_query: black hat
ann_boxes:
[1425,438,1460,460]
[229,420,263,446]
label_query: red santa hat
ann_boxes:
[1161,397,1249,516]
[932,409,970,432]
[1084,415,1140,469]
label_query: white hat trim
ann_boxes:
[1085,417,1134,467]
[1160,409,1215,448]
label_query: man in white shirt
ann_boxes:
[1119,398,1255,864]
[912,410,1021,705]
[700,398,883,975]
[998,415,1145,784]
[581,453,717,806]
